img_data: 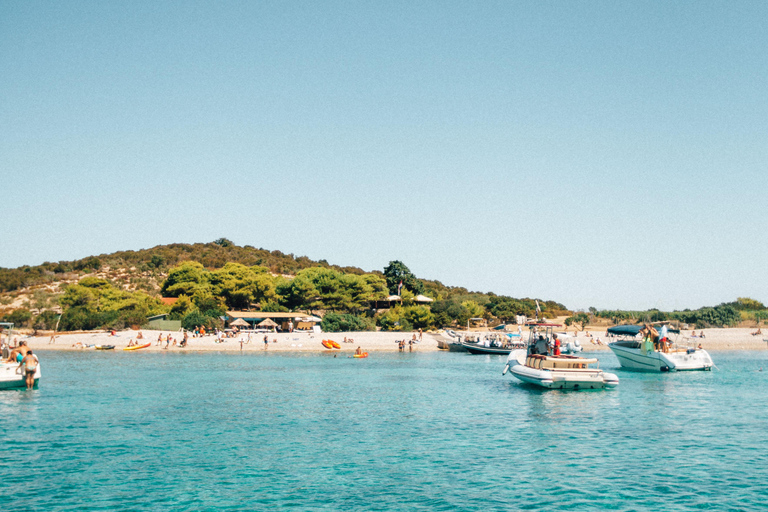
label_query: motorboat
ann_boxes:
[461,332,527,355]
[503,324,618,389]
[607,324,713,372]
[1,361,40,390]
[435,330,467,352]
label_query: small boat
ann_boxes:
[503,323,618,390]
[0,361,40,390]
[435,330,467,352]
[95,345,115,350]
[330,341,341,349]
[321,340,334,349]
[461,341,514,355]
[123,342,151,351]
[353,352,369,358]
[607,324,713,372]
[460,332,527,355]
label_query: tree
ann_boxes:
[4,308,32,327]
[161,261,209,297]
[320,313,375,332]
[565,313,590,331]
[213,238,234,247]
[169,295,194,319]
[383,261,424,295]
[462,300,485,319]
[431,300,470,327]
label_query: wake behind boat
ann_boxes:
[503,323,618,390]
[607,324,713,372]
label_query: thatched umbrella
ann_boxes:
[257,318,279,328]
[230,318,250,328]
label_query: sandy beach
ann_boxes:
[15,327,768,354]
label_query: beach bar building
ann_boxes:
[226,311,316,331]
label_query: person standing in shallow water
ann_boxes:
[19,350,38,389]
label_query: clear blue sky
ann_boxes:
[2,1,766,311]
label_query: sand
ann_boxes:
[13,327,768,354]
[20,330,436,353]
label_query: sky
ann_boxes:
[1,1,766,311]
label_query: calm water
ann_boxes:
[2,349,767,511]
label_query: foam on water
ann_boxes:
[1,350,767,510]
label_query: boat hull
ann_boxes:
[608,344,713,372]
[462,342,513,355]
[0,363,40,390]
[508,364,618,389]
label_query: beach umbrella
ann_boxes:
[257,318,279,327]
[230,318,249,327]
[302,316,322,323]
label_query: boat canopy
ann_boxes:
[607,325,680,336]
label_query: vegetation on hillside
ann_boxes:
[2,240,765,332]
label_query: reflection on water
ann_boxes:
[1,350,766,510]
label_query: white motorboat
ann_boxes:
[607,325,713,372]
[502,324,618,390]
[0,361,41,390]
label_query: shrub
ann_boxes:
[33,310,60,330]
[181,310,222,331]
[3,308,33,327]
[320,313,375,332]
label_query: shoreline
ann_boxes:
[14,327,768,353]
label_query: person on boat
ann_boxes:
[355,346,363,356]
[19,350,38,389]
[552,333,561,356]
[1,340,9,361]
[659,325,669,353]
[640,324,657,355]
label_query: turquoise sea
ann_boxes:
[2,350,767,511]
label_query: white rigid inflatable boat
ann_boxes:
[504,350,618,390]
[502,323,618,390]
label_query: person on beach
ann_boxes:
[19,350,38,389]
[137,331,143,340]
[127,339,135,347]
[408,338,414,352]
[49,334,56,344]
[263,334,269,350]
[398,339,405,352]
[240,337,244,351]
[418,328,422,342]
[156,333,163,346]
